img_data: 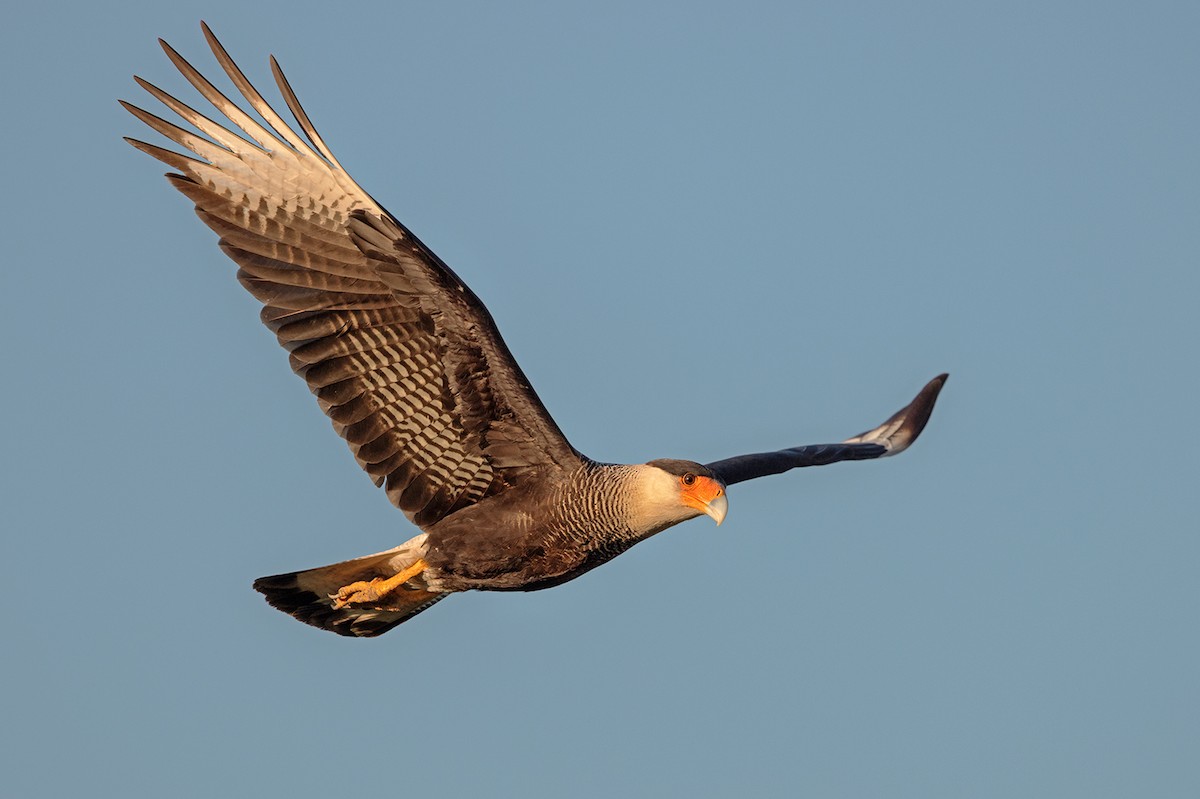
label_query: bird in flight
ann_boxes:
[124,24,947,637]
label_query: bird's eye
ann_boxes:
[682,473,697,486]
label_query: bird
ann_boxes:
[123,23,947,637]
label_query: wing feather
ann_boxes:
[348,210,581,472]
[126,24,582,528]
[200,22,314,155]
[133,75,266,158]
[124,137,206,172]
[706,375,947,486]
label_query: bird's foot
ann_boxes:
[329,559,428,609]
[331,578,386,608]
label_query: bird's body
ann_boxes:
[125,24,946,637]
[426,462,676,592]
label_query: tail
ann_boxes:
[253,533,448,638]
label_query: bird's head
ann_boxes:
[631,459,728,533]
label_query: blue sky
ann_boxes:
[3,2,1198,796]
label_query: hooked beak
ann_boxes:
[683,476,728,526]
[703,491,729,526]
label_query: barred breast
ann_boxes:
[421,462,650,592]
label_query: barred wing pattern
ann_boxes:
[124,24,581,527]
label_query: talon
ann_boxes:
[331,579,383,609]
[329,559,429,610]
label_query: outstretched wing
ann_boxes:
[706,374,947,486]
[123,23,582,527]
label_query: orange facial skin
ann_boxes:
[680,474,728,525]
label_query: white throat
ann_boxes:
[625,464,704,536]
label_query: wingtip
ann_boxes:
[843,373,948,456]
[920,372,949,403]
[897,372,949,446]
[200,21,224,55]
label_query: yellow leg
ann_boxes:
[331,558,428,609]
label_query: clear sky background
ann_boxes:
[3,2,1197,796]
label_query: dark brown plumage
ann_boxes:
[125,24,947,637]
